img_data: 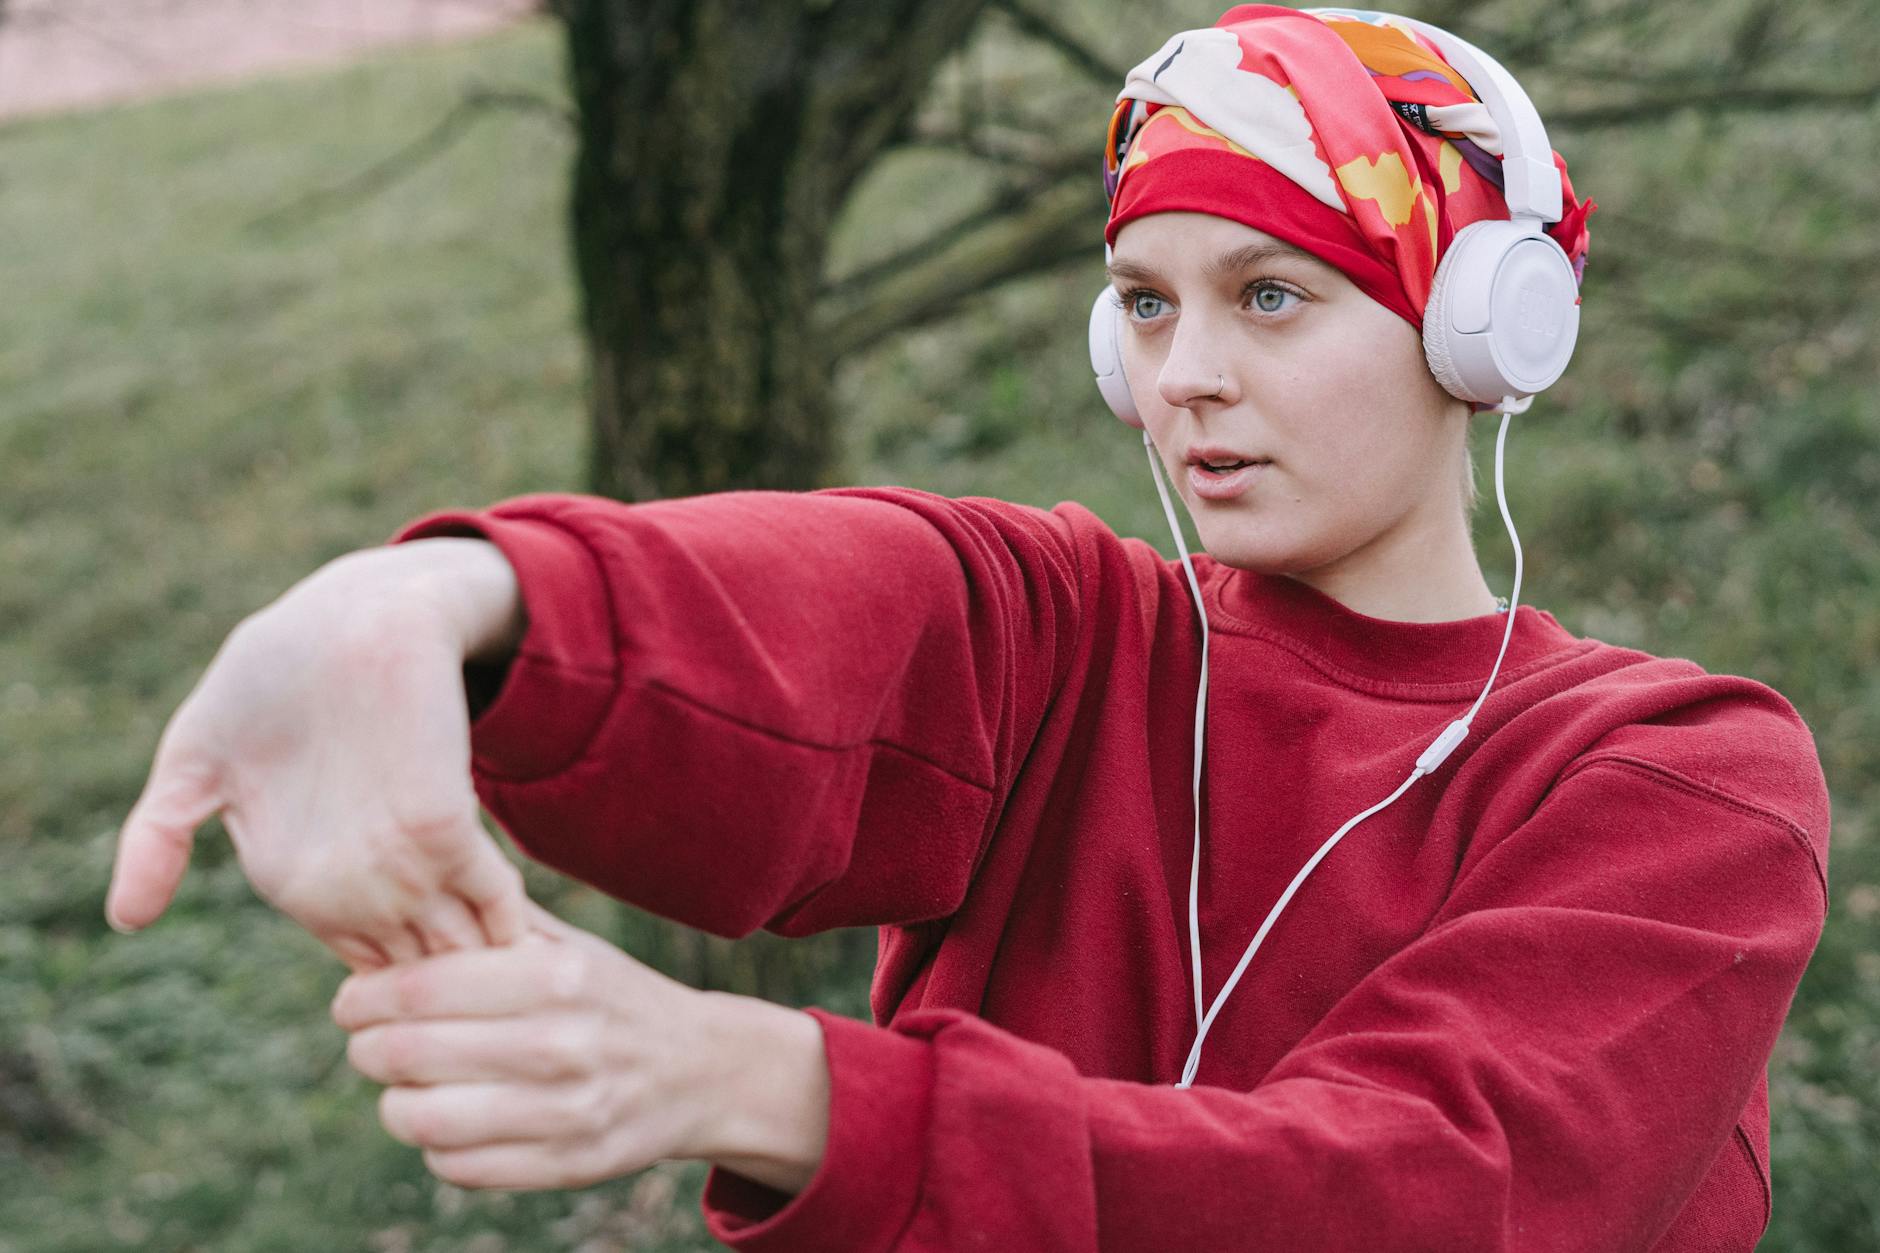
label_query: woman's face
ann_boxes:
[1110,211,1470,577]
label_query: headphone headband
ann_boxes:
[1303,8,1563,223]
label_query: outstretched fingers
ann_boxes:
[106,753,223,933]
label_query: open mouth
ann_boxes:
[1196,459,1260,475]
[1186,457,1269,501]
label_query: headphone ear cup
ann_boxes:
[1089,287,1143,428]
[1423,218,1580,409]
[1422,231,1473,403]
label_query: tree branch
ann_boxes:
[821,173,1104,357]
[823,151,1081,301]
[1592,209,1880,275]
[1726,5,1783,74]
[988,0,1126,87]
[893,122,1061,169]
[1547,77,1880,128]
[805,0,994,204]
[244,85,574,232]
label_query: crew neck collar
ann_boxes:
[1205,560,1584,691]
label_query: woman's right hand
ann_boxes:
[106,538,533,972]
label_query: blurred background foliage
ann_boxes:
[1,0,1876,1248]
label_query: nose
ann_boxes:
[1156,318,1236,410]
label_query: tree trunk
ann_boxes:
[562,0,990,501]
[556,0,989,998]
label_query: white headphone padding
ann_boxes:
[1421,229,1471,403]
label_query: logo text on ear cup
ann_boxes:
[1517,281,1565,339]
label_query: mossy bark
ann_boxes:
[556,0,988,997]
[562,0,990,501]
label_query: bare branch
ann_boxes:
[989,0,1125,88]
[244,85,573,232]
[1592,210,1880,275]
[805,0,993,202]
[822,173,1104,357]
[1605,293,1826,353]
[824,152,1081,301]
[1548,77,1880,128]
[1726,5,1783,73]
[1471,0,1651,72]
[897,109,1080,166]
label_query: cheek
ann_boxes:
[1263,318,1440,468]
[1120,332,1165,413]
[1318,311,1421,396]
[1236,380,1436,562]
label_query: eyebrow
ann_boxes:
[1106,240,1325,286]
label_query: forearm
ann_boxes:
[695,993,832,1196]
[387,490,1088,938]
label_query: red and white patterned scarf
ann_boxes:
[1104,4,1596,330]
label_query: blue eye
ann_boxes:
[1125,291,1169,321]
[1251,284,1297,314]
[1116,282,1299,323]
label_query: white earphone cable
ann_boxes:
[1144,429,1212,1038]
[1145,411,1524,1089]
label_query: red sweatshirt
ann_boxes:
[393,487,1830,1252]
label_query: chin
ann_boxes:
[1190,509,1357,576]
[1193,527,1308,574]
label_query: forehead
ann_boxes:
[1109,213,1331,280]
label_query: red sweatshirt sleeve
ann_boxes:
[701,752,1830,1252]
[390,487,1085,937]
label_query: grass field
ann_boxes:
[2,13,1875,1251]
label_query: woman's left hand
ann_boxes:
[331,901,829,1192]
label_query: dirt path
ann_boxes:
[0,0,536,121]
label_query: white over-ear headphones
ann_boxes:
[1087,8,1581,422]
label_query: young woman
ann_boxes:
[107,6,1829,1250]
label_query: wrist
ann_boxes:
[407,538,527,664]
[692,992,831,1196]
[319,538,526,665]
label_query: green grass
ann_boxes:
[2,11,1877,1251]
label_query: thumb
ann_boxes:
[451,833,531,947]
[106,760,221,933]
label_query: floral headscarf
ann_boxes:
[1103,4,1595,330]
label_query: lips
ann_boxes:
[1184,446,1271,502]
[1185,445,1271,473]
[1188,462,1266,501]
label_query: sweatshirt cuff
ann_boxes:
[702,1009,930,1252]
[389,508,619,782]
